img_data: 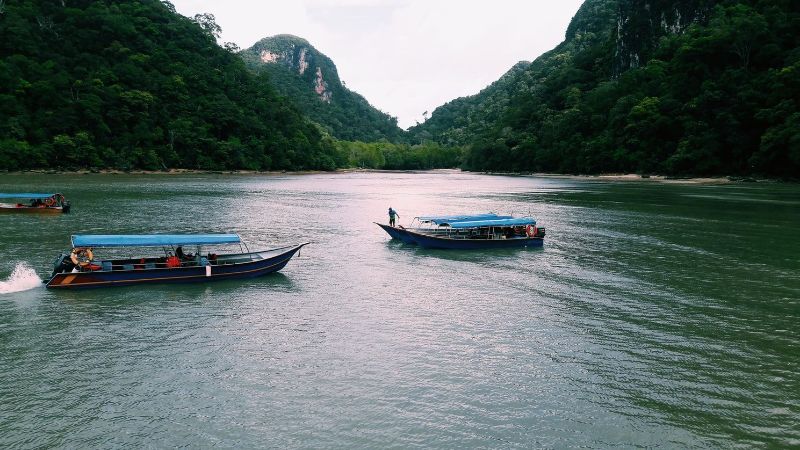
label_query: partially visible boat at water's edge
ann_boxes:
[0,193,70,214]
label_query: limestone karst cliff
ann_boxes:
[613,0,715,74]
[242,35,404,142]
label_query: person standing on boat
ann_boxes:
[388,207,400,227]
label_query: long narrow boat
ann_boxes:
[0,193,70,214]
[377,215,545,249]
[46,234,308,289]
[375,213,512,244]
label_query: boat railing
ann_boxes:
[410,225,539,241]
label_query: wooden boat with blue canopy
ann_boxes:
[377,214,545,249]
[0,193,70,214]
[375,213,512,244]
[46,234,308,289]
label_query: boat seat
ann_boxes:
[101,261,113,272]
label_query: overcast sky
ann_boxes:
[169,0,585,129]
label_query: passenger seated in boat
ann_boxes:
[175,246,194,261]
[166,252,181,268]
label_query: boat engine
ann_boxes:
[62,201,71,214]
[52,253,75,276]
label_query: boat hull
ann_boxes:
[46,243,307,289]
[404,229,543,250]
[374,222,418,244]
[0,206,66,214]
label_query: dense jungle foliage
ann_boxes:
[4,0,795,176]
[242,35,406,144]
[0,0,343,171]
[332,141,462,170]
[412,0,800,178]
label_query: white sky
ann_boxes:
[169,0,585,129]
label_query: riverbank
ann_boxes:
[3,168,318,175]
[1,168,786,183]
[533,173,739,184]
[474,171,780,184]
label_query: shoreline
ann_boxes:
[0,168,786,183]
[510,173,748,184]
[0,168,425,176]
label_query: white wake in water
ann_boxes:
[0,263,43,294]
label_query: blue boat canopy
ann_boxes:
[417,213,513,224]
[448,217,536,229]
[71,234,242,248]
[0,193,58,199]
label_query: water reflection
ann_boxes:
[384,240,542,264]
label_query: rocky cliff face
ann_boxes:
[613,0,716,74]
[246,34,337,103]
[241,35,404,142]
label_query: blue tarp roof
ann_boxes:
[416,213,513,224]
[0,193,57,199]
[448,217,536,229]
[71,234,241,248]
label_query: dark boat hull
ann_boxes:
[46,243,307,289]
[374,222,418,244]
[0,206,66,214]
[404,229,543,250]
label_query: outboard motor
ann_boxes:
[51,253,75,276]
[62,201,71,214]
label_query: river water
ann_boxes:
[0,171,798,448]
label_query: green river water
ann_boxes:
[0,171,798,448]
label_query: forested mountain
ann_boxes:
[412,0,800,178]
[408,61,531,147]
[0,0,341,171]
[241,35,405,143]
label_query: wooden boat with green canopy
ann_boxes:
[47,234,308,289]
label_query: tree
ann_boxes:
[192,13,221,40]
